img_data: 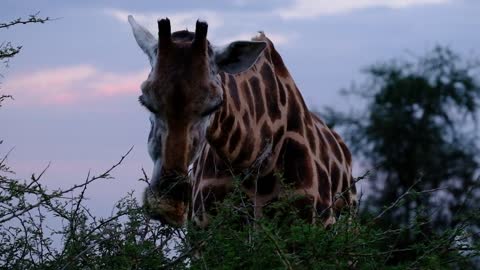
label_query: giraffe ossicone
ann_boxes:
[128,16,357,227]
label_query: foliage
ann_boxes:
[0,12,51,65]
[1,157,478,269]
[323,46,480,265]
[1,13,52,107]
[0,147,191,269]
[183,174,480,269]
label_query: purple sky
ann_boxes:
[1,0,479,216]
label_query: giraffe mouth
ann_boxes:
[144,194,189,226]
[143,178,192,227]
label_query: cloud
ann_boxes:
[275,0,451,19]
[90,70,147,96]
[4,65,148,106]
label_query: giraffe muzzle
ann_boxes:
[143,174,192,227]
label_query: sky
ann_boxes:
[1,0,479,216]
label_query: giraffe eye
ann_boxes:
[139,96,158,114]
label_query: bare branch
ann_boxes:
[0,13,52,29]
[0,147,133,224]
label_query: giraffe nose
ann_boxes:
[143,169,192,226]
[154,170,191,202]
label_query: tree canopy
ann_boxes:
[323,46,480,263]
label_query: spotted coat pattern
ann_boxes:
[191,34,357,226]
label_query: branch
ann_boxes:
[317,169,373,219]
[0,46,21,60]
[0,13,52,29]
[0,147,134,224]
[371,176,425,222]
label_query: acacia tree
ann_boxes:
[0,13,51,60]
[323,46,480,247]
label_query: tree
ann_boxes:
[0,13,51,107]
[0,13,51,62]
[323,46,480,262]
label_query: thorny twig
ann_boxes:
[373,176,423,222]
[0,147,133,224]
[0,12,52,29]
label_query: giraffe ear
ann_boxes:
[214,41,267,74]
[128,15,158,67]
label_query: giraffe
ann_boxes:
[128,16,357,227]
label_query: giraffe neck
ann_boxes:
[205,36,312,173]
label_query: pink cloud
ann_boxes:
[4,65,148,106]
[90,70,147,96]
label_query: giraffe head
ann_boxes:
[128,16,266,226]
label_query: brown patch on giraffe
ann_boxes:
[315,128,325,156]
[260,63,282,122]
[342,172,349,190]
[261,122,273,140]
[306,126,316,153]
[316,162,330,201]
[208,115,234,152]
[228,123,242,153]
[215,95,227,123]
[221,115,235,135]
[286,85,303,132]
[242,111,250,127]
[235,133,255,164]
[341,173,353,204]
[316,201,332,223]
[280,139,313,187]
[215,77,229,123]
[339,141,352,165]
[270,45,289,78]
[276,79,287,106]
[228,74,241,111]
[218,108,227,123]
[320,150,331,174]
[241,81,255,116]
[249,76,265,122]
[330,165,341,194]
[339,175,350,189]
[292,85,313,126]
[323,129,343,163]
